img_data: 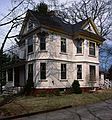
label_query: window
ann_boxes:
[61,38,66,52]
[77,39,83,54]
[40,63,46,79]
[28,20,33,31]
[61,64,66,79]
[27,36,33,53]
[90,65,96,81]
[40,36,46,50]
[28,64,33,85]
[89,42,95,56]
[77,65,82,79]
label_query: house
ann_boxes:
[5,9,104,92]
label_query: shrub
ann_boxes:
[72,80,82,94]
[38,91,47,97]
[53,89,60,96]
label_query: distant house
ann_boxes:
[5,9,104,92]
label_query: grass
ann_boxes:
[0,89,112,117]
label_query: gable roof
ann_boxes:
[19,10,104,42]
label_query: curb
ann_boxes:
[0,105,72,120]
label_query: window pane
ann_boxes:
[40,63,46,79]
[61,38,66,52]
[90,65,96,81]
[89,42,95,56]
[77,65,82,79]
[61,64,66,79]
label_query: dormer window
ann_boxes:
[28,20,33,31]
[77,39,83,54]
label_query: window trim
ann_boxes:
[61,38,66,53]
[77,65,82,80]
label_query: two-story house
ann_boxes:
[6,9,104,92]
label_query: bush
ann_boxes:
[72,80,82,94]
[53,89,60,96]
[38,91,47,97]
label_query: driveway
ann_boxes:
[17,99,112,120]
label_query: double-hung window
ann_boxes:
[40,36,46,50]
[77,39,83,54]
[89,42,95,56]
[40,63,46,79]
[61,38,66,53]
[77,65,82,79]
[27,36,33,53]
[61,64,66,79]
[90,65,96,81]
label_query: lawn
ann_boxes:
[0,89,112,117]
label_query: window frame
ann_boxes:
[61,64,66,79]
[89,41,96,56]
[40,63,46,80]
[77,65,82,80]
[61,38,66,53]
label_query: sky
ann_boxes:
[0,0,69,50]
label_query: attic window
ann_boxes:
[28,20,33,31]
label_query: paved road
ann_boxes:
[17,99,112,120]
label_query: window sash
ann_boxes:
[61,64,66,79]
[61,38,66,52]
[40,63,46,79]
[77,65,82,79]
